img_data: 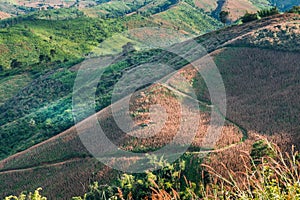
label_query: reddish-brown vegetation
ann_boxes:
[0,11,10,19]
[1,13,300,199]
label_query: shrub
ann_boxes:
[241,12,259,23]
[250,140,276,165]
[10,59,22,69]
[74,155,202,200]
[219,11,230,25]
[5,188,47,200]
[39,54,51,63]
[75,139,300,199]
[202,139,300,199]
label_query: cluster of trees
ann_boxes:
[239,5,300,24]
[218,7,280,25]
[73,154,204,200]
[241,7,280,23]
[288,6,300,14]
[215,5,300,25]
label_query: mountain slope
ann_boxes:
[1,0,298,22]
[0,4,223,161]
[1,13,300,198]
[0,11,10,19]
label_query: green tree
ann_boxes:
[75,156,200,200]
[288,6,300,14]
[39,54,51,63]
[10,59,22,69]
[219,11,230,25]
[258,7,279,18]
[122,42,135,55]
[241,12,259,23]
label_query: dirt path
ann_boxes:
[4,16,294,174]
[0,157,85,175]
[162,83,248,140]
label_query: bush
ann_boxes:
[10,59,22,69]
[219,11,230,25]
[250,140,276,165]
[5,188,47,200]
[74,155,202,200]
[241,12,259,23]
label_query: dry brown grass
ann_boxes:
[181,46,300,149]
[202,138,300,199]
[223,0,259,21]
[233,21,300,51]
[0,11,10,19]
[194,0,218,13]
[0,82,242,199]
[173,45,300,188]
[2,13,300,199]
[203,132,260,180]
[99,83,242,151]
[195,14,300,53]
[0,157,117,199]
[215,47,299,139]
[16,0,75,8]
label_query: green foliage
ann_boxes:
[182,0,196,7]
[0,11,126,159]
[250,140,276,165]
[31,8,84,20]
[5,188,47,200]
[288,6,300,14]
[257,7,279,17]
[140,0,179,16]
[219,11,230,24]
[0,15,124,69]
[84,0,151,18]
[202,140,300,199]
[75,155,203,200]
[153,2,222,34]
[5,142,300,199]
[240,12,259,23]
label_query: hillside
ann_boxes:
[0,3,224,163]
[0,11,10,19]
[0,13,300,198]
[0,1,33,16]
[1,0,299,23]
